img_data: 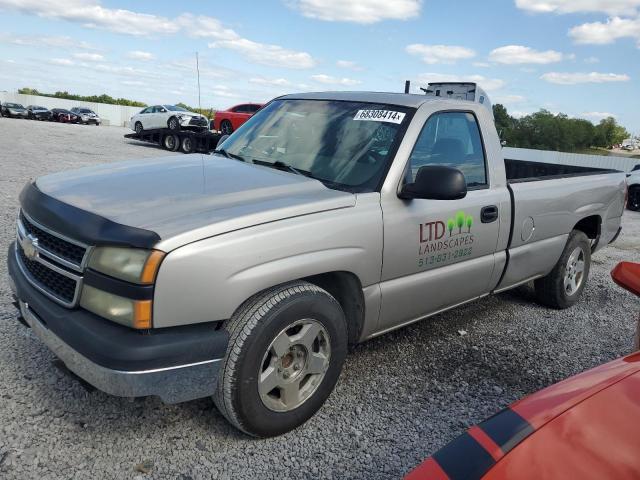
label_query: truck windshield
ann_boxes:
[218,99,413,192]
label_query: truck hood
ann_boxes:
[35,154,355,250]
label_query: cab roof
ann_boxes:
[278,91,471,109]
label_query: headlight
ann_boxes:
[80,285,152,329]
[88,247,164,284]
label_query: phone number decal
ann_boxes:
[418,247,473,268]
[353,109,406,124]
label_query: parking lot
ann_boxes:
[1,117,639,479]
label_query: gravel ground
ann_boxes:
[1,118,639,479]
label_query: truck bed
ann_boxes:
[504,158,619,183]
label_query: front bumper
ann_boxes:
[8,243,228,403]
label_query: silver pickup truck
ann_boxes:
[7,92,626,437]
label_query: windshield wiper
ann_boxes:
[252,159,312,178]
[213,149,246,162]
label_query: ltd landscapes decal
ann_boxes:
[418,211,475,268]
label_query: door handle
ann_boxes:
[481,205,499,223]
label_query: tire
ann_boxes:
[214,281,348,438]
[162,133,180,151]
[628,186,640,212]
[535,230,591,309]
[167,116,180,131]
[134,122,143,135]
[180,136,194,154]
[220,120,233,135]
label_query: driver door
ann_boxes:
[378,110,508,331]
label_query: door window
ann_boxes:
[407,112,487,187]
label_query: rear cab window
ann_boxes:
[407,111,487,188]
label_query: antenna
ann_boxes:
[196,51,202,112]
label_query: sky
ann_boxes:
[0,0,638,132]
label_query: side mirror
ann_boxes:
[216,134,229,148]
[159,108,167,113]
[399,165,467,200]
[501,140,507,147]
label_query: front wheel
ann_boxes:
[214,281,348,437]
[167,116,180,131]
[628,186,640,211]
[134,122,143,134]
[535,230,591,309]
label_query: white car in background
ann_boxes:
[130,105,208,133]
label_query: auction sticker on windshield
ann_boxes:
[354,110,406,124]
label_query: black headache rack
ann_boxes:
[124,128,222,154]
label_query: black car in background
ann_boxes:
[50,108,80,123]
[1,102,29,118]
[26,105,52,120]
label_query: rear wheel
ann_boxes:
[628,185,640,211]
[162,133,179,151]
[134,122,143,134]
[535,230,591,309]
[214,281,348,437]
[167,116,180,131]
[180,136,194,154]
[220,120,233,135]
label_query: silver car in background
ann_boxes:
[70,107,101,125]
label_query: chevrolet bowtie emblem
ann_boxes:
[20,234,39,260]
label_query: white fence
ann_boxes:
[505,147,639,173]
[0,92,143,127]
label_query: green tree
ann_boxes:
[447,218,455,236]
[455,211,466,234]
[466,215,473,233]
[492,103,630,151]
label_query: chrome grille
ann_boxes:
[16,211,88,307]
[17,246,77,303]
[20,211,87,269]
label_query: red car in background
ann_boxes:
[407,261,640,480]
[50,108,80,123]
[211,103,263,135]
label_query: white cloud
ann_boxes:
[72,52,104,62]
[0,33,97,50]
[311,74,362,86]
[176,13,239,40]
[0,0,181,36]
[49,58,74,66]
[250,77,292,86]
[515,0,640,16]
[416,73,505,91]
[489,45,564,64]
[122,80,145,86]
[581,111,617,120]
[336,60,363,71]
[541,71,631,84]
[209,38,316,69]
[569,17,640,46]
[472,62,490,68]
[287,0,421,23]
[0,1,316,69]
[494,94,526,104]
[406,44,476,64]
[584,56,600,63]
[127,50,155,61]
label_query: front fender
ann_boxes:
[152,194,383,328]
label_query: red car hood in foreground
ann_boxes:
[407,352,640,480]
